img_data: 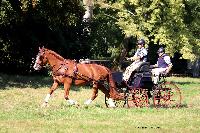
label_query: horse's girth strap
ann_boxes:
[73,64,96,82]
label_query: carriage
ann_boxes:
[105,62,182,108]
[33,47,182,108]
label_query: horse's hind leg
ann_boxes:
[84,83,98,105]
[42,81,59,107]
[98,83,109,98]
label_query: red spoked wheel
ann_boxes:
[153,82,182,108]
[126,88,149,108]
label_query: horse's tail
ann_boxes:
[106,68,123,100]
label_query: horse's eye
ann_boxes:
[39,55,43,59]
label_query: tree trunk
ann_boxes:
[188,59,200,77]
[82,0,94,35]
[32,0,37,8]
[83,0,94,22]
[117,36,133,71]
[192,58,200,77]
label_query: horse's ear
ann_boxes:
[39,46,44,51]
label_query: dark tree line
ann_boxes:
[0,0,92,74]
[0,0,199,76]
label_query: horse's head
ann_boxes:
[33,47,48,70]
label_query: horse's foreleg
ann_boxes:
[84,83,98,105]
[64,79,77,105]
[42,81,59,107]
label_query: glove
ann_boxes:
[126,57,131,61]
[162,72,169,77]
[150,65,154,69]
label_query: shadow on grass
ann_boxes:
[148,103,188,109]
[0,73,91,91]
[173,81,200,85]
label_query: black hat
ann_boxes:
[137,39,145,45]
[157,47,165,54]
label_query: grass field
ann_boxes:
[0,73,200,133]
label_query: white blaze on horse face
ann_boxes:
[33,55,41,70]
[44,94,51,103]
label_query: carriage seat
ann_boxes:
[135,62,150,73]
[131,62,153,90]
[130,62,152,87]
[111,62,151,86]
[112,72,123,83]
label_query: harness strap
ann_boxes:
[53,61,106,84]
[73,63,94,82]
[73,63,107,84]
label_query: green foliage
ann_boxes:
[97,0,200,60]
[1,0,200,74]
[0,0,124,73]
[0,1,17,26]
[37,0,84,30]
[0,0,85,74]
[88,6,124,59]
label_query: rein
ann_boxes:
[73,64,108,85]
[41,49,106,84]
[53,61,105,83]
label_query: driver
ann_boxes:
[151,47,173,84]
[123,39,148,83]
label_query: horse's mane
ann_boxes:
[44,48,65,61]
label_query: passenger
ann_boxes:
[151,47,173,84]
[123,39,148,83]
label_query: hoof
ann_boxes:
[108,98,116,108]
[108,105,116,108]
[67,99,77,105]
[41,102,49,108]
[84,99,92,105]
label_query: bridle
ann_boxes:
[34,49,47,70]
[34,48,106,84]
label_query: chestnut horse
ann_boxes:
[33,47,121,107]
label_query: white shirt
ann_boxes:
[134,47,148,62]
[156,55,172,66]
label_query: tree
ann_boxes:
[0,0,85,74]
[1,0,199,76]
[96,0,200,76]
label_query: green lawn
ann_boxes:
[0,74,200,133]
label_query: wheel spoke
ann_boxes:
[127,88,149,108]
[153,82,182,108]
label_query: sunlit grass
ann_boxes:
[0,74,200,132]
